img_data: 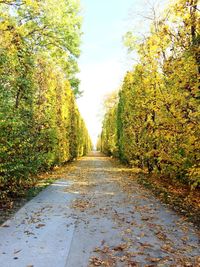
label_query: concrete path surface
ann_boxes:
[0,152,199,267]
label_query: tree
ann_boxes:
[100,0,200,187]
[0,0,91,205]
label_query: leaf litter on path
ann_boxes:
[58,153,200,266]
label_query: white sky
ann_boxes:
[77,0,168,146]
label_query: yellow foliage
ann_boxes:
[100,0,200,187]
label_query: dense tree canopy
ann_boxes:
[0,0,91,204]
[99,0,200,187]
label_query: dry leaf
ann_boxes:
[35,223,46,229]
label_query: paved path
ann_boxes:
[0,152,199,267]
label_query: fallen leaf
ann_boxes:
[89,257,104,266]
[35,223,46,229]
[113,244,127,251]
[148,257,161,263]
[127,261,139,267]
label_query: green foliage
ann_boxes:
[100,0,200,187]
[0,0,91,203]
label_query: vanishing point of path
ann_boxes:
[0,152,199,267]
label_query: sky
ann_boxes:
[76,0,167,146]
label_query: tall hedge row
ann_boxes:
[0,0,91,203]
[99,0,200,187]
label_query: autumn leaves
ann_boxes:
[99,0,200,187]
[0,0,91,204]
